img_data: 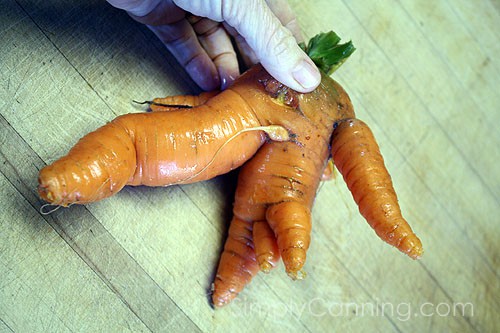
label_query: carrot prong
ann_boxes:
[212,217,260,307]
[266,201,312,278]
[253,220,280,273]
[331,119,423,259]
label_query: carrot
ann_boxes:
[252,220,280,273]
[37,31,422,308]
[267,201,312,279]
[321,158,336,181]
[38,90,266,205]
[212,217,260,308]
[331,119,423,259]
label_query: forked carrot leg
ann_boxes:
[266,201,312,279]
[212,217,260,307]
[331,119,423,259]
[253,220,280,273]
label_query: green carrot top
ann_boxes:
[300,31,355,75]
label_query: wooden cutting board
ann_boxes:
[1,0,498,332]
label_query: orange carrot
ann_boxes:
[212,217,260,308]
[321,158,336,181]
[230,140,321,276]
[267,201,312,279]
[37,31,422,308]
[252,221,280,273]
[38,88,266,206]
[331,119,423,259]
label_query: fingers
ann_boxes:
[108,0,321,91]
[225,0,304,69]
[221,0,321,92]
[188,16,239,89]
[223,0,304,73]
[222,23,258,70]
[147,21,220,91]
[108,0,228,90]
[114,0,185,25]
[173,0,321,92]
[106,0,163,16]
[264,0,304,42]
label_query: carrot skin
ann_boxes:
[38,90,266,205]
[331,119,423,259]
[212,217,260,308]
[253,221,280,273]
[37,122,137,205]
[230,141,321,273]
[266,201,312,279]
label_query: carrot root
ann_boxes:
[253,220,280,273]
[212,217,260,307]
[321,158,336,181]
[331,119,423,259]
[37,51,423,309]
[266,201,312,278]
[38,122,136,206]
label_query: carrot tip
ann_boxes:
[212,292,237,308]
[287,269,307,281]
[212,299,225,308]
[259,260,273,274]
[407,245,424,260]
[398,234,424,259]
[211,277,240,308]
[256,252,278,273]
[281,247,307,274]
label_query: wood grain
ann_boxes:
[1,0,498,332]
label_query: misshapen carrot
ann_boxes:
[212,73,355,305]
[212,33,421,306]
[37,31,423,308]
[331,119,423,259]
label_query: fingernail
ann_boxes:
[292,60,321,91]
[218,67,237,90]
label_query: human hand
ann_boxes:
[107,0,321,92]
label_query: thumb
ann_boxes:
[224,0,321,92]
